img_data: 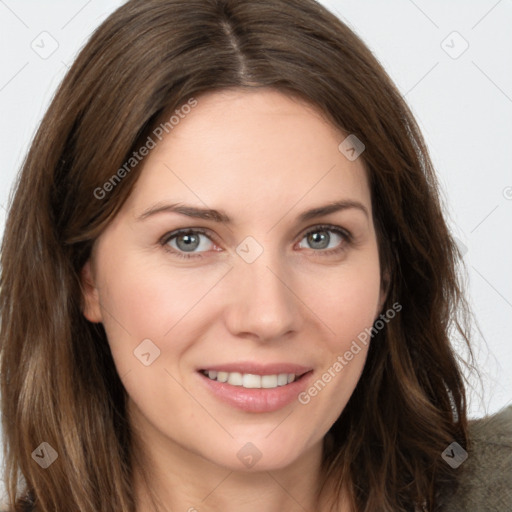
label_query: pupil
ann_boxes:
[177,233,199,252]
[309,231,329,249]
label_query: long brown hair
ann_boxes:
[0,0,477,510]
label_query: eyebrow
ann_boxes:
[136,199,369,224]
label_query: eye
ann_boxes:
[297,225,351,255]
[160,224,352,260]
[161,229,216,259]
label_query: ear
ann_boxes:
[80,260,103,323]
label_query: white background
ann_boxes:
[0,0,510,452]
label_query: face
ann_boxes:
[81,88,388,473]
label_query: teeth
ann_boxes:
[243,373,261,388]
[216,371,228,382]
[203,370,298,389]
[228,372,243,386]
[261,375,277,388]
[277,374,288,386]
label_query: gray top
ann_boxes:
[440,404,512,511]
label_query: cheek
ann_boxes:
[295,262,380,433]
[94,251,229,370]
[291,249,381,422]
[300,250,382,351]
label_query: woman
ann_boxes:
[1,1,510,511]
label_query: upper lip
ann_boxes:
[199,362,313,376]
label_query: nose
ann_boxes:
[223,247,303,342]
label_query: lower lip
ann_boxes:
[198,371,314,413]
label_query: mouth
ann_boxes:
[196,363,314,413]
[199,369,310,389]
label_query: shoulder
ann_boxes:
[440,404,512,512]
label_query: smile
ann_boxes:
[197,364,314,413]
[201,370,300,389]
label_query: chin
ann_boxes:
[199,431,320,473]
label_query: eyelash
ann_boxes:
[160,224,352,260]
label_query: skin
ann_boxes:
[81,88,388,512]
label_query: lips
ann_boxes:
[197,362,314,413]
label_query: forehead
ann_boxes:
[123,88,371,224]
